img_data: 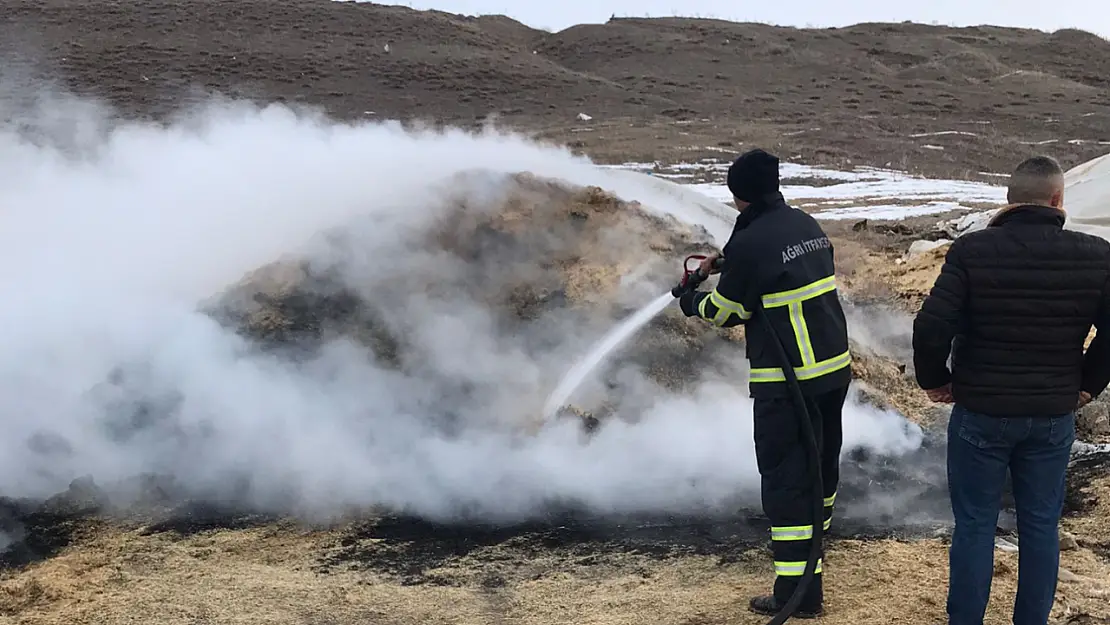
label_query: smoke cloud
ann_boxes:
[0,81,926,525]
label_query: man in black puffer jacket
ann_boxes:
[913,155,1110,625]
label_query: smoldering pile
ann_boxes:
[0,170,972,546]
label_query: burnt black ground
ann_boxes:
[316,504,961,586]
[1065,451,1110,518]
[1069,452,1110,566]
[320,443,1110,587]
[136,501,281,537]
[0,498,77,568]
[312,433,990,585]
[320,514,808,585]
[1065,617,1110,625]
[2,443,1107,578]
[0,493,101,569]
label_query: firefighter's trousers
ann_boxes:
[753,384,848,609]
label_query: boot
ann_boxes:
[748,595,823,619]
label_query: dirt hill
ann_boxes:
[4,0,1110,177]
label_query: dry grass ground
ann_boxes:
[2,516,1109,625]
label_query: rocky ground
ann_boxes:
[2,2,1110,624]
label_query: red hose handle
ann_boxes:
[683,254,708,279]
[672,254,722,297]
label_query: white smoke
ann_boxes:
[846,304,915,364]
[0,86,925,524]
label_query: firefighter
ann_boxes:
[677,148,852,618]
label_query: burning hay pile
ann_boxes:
[207,172,929,424]
[210,172,750,417]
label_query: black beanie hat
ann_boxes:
[727,148,780,202]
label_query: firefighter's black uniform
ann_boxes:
[678,149,852,617]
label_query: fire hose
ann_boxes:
[672,254,824,625]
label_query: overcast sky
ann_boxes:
[373,0,1109,37]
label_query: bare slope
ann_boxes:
[4,0,1110,175]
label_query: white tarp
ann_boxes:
[1064,152,1110,241]
[937,151,1110,240]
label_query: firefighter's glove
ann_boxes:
[677,291,697,317]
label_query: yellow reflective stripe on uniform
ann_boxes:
[711,301,732,327]
[697,291,735,327]
[710,286,754,317]
[775,559,822,576]
[771,521,831,541]
[750,350,852,383]
[824,491,835,530]
[709,289,753,320]
[770,525,813,541]
[758,276,837,374]
[789,301,815,366]
[761,276,837,308]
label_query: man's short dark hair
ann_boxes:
[1008,155,1065,205]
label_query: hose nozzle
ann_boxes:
[671,255,724,298]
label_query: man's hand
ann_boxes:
[1078,390,1093,410]
[699,252,723,275]
[925,384,954,403]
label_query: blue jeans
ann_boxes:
[946,404,1075,625]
